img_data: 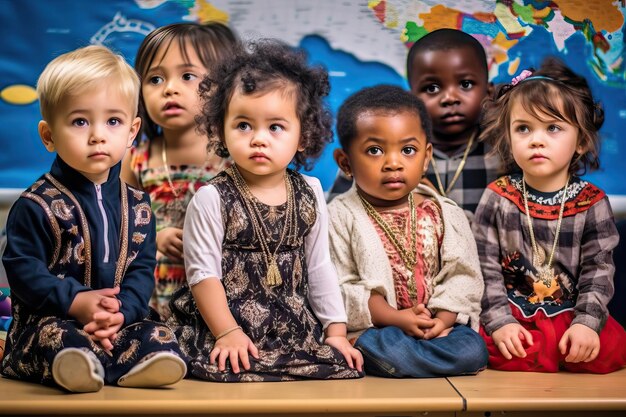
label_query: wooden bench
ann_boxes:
[1,368,625,416]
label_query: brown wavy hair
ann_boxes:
[480,57,603,176]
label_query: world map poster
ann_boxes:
[1,0,624,204]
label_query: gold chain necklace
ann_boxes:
[161,139,181,198]
[431,132,475,197]
[522,176,569,286]
[359,192,418,298]
[229,166,294,287]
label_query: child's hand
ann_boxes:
[99,294,121,313]
[412,303,432,319]
[491,323,533,360]
[83,311,124,352]
[210,328,259,374]
[324,336,364,372]
[68,287,120,325]
[423,310,456,339]
[559,323,600,363]
[396,309,434,339]
[423,317,452,340]
[156,227,184,260]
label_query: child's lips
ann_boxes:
[250,152,269,161]
[89,151,109,158]
[441,113,464,123]
[163,102,183,115]
[383,177,405,188]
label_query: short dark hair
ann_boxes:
[134,22,240,141]
[481,57,603,175]
[406,28,488,88]
[336,84,433,150]
[197,39,333,170]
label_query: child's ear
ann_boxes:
[423,142,433,175]
[38,120,55,153]
[128,116,142,148]
[486,81,495,99]
[576,139,588,156]
[333,148,352,177]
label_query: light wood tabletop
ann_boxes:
[449,368,626,412]
[0,375,462,416]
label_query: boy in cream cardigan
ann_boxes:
[328,85,487,377]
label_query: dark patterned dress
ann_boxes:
[168,169,363,381]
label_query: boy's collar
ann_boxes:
[50,156,121,192]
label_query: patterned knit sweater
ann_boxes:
[328,184,484,339]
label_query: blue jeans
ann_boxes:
[354,324,488,378]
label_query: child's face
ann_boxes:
[224,87,302,182]
[335,111,432,208]
[509,101,583,192]
[38,82,141,184]
[141,40,207,133]
[409,46,488,143]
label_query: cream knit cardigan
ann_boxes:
[328,184,483,339]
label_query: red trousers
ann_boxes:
[480,308,626,373]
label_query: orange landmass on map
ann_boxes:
[419,4,461,32]
[557,0,623,32]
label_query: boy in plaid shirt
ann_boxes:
[406,29,500,217]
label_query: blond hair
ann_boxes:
[37,45,139,121]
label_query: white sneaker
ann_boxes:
[52,348,105,393]
[117,351,186,388]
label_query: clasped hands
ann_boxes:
[69,287,124,353]
[397,303,453,339]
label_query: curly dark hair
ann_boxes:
[134,22,240,141]
[481,57,603,176]
[336,84,433,151]
[196,39,333,170]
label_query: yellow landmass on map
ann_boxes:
[196,0,229,24]
[492,31,518,64]
[0,84,37,105]
[508,57,521,75]
[419,4,460,32]
[557,0,623,32]
[494,2,528,35]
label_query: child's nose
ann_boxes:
[440,87,460,106]
[529,132,545,147]
[383,153,403,170]
[89,129,106,143]
[163,79,178,95]
[250,130,268,147]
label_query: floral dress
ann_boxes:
[168,169,363,382]
[130,139,229,319]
